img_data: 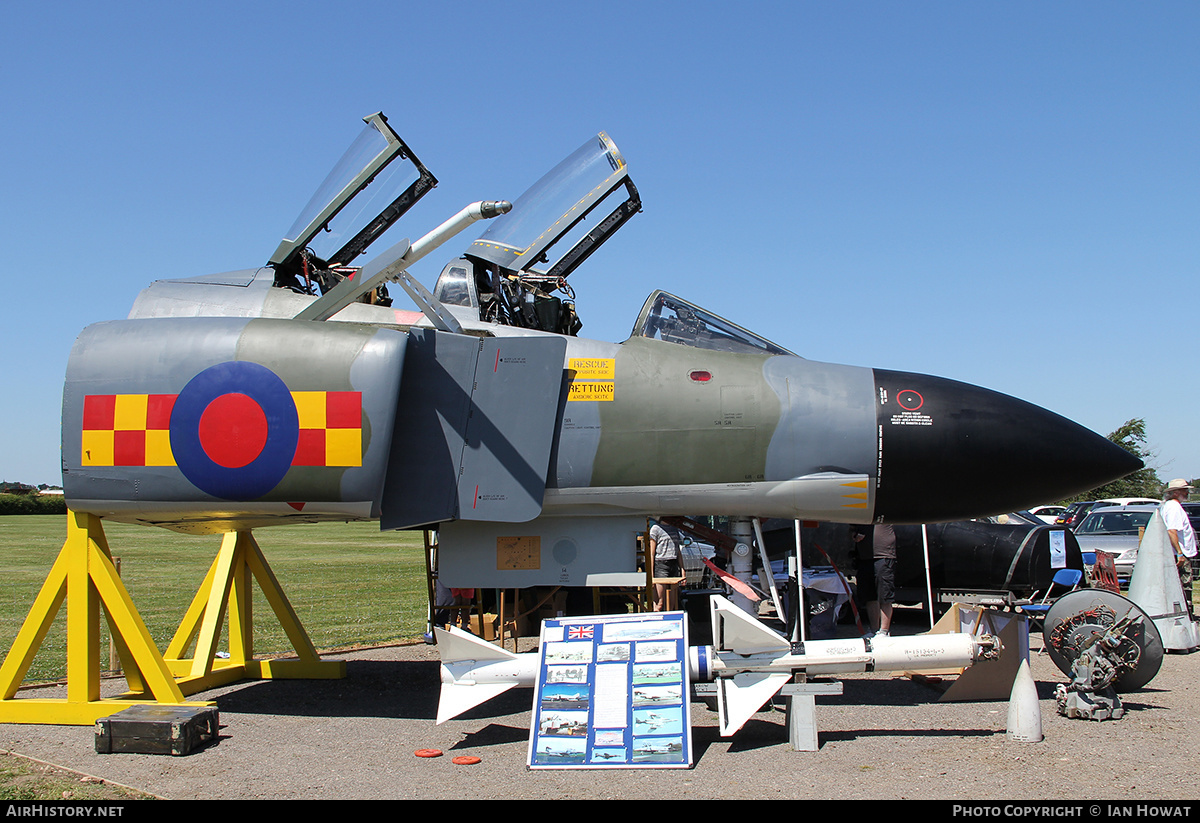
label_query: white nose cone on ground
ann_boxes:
[1128,512,1200,652]
[1006,659,1043,743]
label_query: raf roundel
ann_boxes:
[170,362,300,500]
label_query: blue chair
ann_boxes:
[1021,568,1084,627]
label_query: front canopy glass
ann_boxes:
[632,291,796,356]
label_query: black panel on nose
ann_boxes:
[873,369,1143,524]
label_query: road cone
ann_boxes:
[1128,510,1199,652]
[1006,659,1043,742]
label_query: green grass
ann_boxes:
[0,752,152,801]
[0,516,429,685]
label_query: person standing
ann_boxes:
[649,519,683,611]
[851,525,876,635]
[852,523,896,638]
[871,524,897,638]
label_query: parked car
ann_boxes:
[971,511,1043,526]
[1029,505,1066,524]
[1056,498,1159,530]
[1055,501,1094,529]
[1183,501,1200,533]
[1073,504,1158,581]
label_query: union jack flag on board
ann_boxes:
[567,625,594,640]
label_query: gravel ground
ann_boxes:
[1,620,1198,801]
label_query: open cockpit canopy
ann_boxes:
[434,132,640,336]
[270,112,436,297]
[465,132,639,284]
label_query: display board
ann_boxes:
[527,611,692,769]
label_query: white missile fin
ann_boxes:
[437,682,518,725]
[710,595,791,655]
[716,672,791,737]
[435,626,521,663]
[434,626,526,724]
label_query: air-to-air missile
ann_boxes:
[436,594,1001,735]
[61,113,1140,590]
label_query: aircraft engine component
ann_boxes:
[1043,589,1163,706]
[1054,648,1126,721]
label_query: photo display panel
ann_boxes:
[528,612,691,769]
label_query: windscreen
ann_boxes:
[634,291,796,356]
[1078,511,1154,535]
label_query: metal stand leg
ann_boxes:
[781,680,843,752]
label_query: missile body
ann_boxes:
[701,595,998,734]
[693,633,989,678]
[435,627,541,725]
[436,595,999,734]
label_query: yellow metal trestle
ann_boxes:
[0,511,209,724]
[0,511,343,726]
[164,528,345,690]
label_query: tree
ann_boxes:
[1063,418,1162,502]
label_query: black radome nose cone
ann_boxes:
[873,369,1143,523]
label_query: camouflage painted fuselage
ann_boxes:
[61,269,1142,534]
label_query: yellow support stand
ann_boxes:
[163,529,345,692]
[0,510,210,725]
[0,511,344,726]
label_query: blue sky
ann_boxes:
[2,1,1196,489]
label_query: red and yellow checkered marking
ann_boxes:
[291,391,363,467]
[81,394,176,466]
[80,391,362,468]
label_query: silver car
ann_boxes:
[1074,504,1159,581]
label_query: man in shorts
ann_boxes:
[853,523,896,638]
[649,519,683,611]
